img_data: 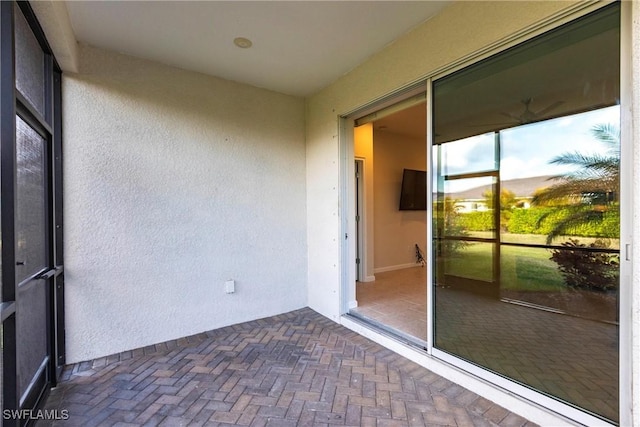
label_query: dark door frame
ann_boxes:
[1,1,64,425]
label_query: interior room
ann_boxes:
[351,99,429,343]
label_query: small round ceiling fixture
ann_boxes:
[233,37,253,49]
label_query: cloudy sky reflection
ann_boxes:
[438,105,619,193]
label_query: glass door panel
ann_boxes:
[437,133,497,176]
[16,285,48,399]
[499,106,620,325]
[433,137,499,299]
[14,2,45,117]
[16,117,47,283]
[15,115,51,407]
[441,241,494,283]
[431,4,620,423]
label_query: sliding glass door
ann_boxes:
[432,4,620,423]
[433,132,499,298]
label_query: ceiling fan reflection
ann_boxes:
[470,98,564,127]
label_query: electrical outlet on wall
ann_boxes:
[225,279,235,294]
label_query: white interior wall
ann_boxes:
[63,45,307,363]
[373,130,426,272]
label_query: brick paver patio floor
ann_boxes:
[40,308,538,427]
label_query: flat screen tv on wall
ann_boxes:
[399,169,427,210]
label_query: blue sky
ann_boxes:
[439,105,619,193]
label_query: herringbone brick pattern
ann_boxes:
[40,308,537,427]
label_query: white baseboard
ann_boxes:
[374,263,421,273]
[360,275,376,282]
[348,300,358,309]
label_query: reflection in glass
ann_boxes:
[500,245,618,323]
[500,107,620,249]
[440,175,496,236]
[500,106,620,326]
[438,133,496,176]
[433,3,619,423]
[440,241,494,284]
[434,283,618,419]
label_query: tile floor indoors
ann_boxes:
[353,267,618,422]
[39,308,536,427]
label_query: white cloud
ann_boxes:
[433,106,620,193]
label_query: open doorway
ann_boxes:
[349,94,428,344]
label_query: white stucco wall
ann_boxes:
[63,45,307,363]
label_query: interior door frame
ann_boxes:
[354,159,363,282]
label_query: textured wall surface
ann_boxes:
[63,45,307,363]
